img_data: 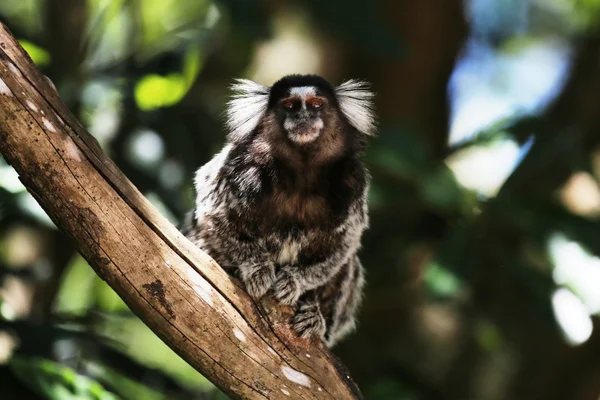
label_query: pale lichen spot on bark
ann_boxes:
[8,63,22,78]
[65,140,83,161]
[187,269,214,305]
[281,366,311,387]
[42,117,56,133]
[233,328,246,342]
[281,388,290,396]
[305,353,311,358]
[193,283,214,306]
[0,78,12,96]
[45,75,58,92]
[26,100,37,112]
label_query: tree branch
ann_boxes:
[0,22,362,400]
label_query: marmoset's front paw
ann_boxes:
[292,301,326,340]
[239,261,275,299]
[273,270,302,305]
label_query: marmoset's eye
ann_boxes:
[282,99,297,110]
[308,99,324,110]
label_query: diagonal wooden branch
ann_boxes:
[0,22,362,400]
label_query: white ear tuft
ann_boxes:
[225,79,270,142]
[335,80,376,135]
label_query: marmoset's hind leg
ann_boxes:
[291,256,365,347]
[318,255,365,347]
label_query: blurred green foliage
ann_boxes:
[2,0,600,399]
[11,357,120,400]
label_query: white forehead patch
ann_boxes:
[289,86,316,98]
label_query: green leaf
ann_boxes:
[10,356,120,400]
[139,0,210,50]
[88,363,166,400]
[182,47,203,89]
[134,74,187,111]
[134,45,204,111]
[95,316,212,391]
[18,40,51,66]
[424,262,463,298]
[93,279,129,313]
[54,255,97,315]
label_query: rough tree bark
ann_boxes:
[0,22,362,400]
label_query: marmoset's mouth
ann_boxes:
[285,118,323,144]
[289,129,320,144]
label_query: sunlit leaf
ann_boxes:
[85,0,129,68]
[88,363,166,400]
[424,263,463,298]
[10,356,120,400]
[134,74,187,111]
[0,0,43,35]
[55,255,97,316]
[18,40,51,66]
[182,47,203,88]
[95,316,212,391]
[140,0,210,50]
[134,45,203,111]
[94,279,129,313]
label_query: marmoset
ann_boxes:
[182,74,375,347]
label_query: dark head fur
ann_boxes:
[225,74,375,166]
[267,74,338,107]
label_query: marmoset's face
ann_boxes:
[276,86,330,145]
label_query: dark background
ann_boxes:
[2,0,600,399]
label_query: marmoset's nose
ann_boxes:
[292,107,310,120]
